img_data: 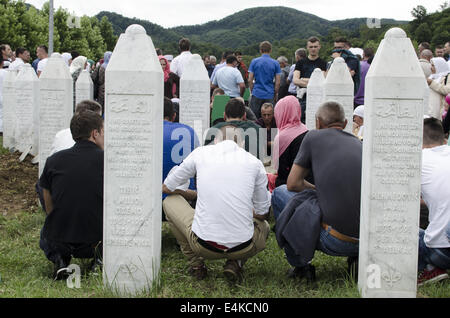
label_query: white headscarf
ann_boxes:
[61,52,72,66]
[69,56,87,75]
[429,57,450,81]
[353,105,364,118]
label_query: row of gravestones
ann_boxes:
[3,24,428,298]
[2,57,93,173]
[103,25,427,297]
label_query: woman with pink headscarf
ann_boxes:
[159,55,179,99]
[268,95,311,192]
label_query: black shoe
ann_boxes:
[223,260,244,284]
[287,264,316,283]
[347,256,358,281]
[52,255,69,281]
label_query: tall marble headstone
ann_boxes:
[39,53,73,176]
[306,68,325,130]
[2,69,18,150]
[180,54,210,142]
[75,70,94,105]
[104,24,163,296]
[358,28,427,298]
[14,64,40,156]
[324,57,354,133]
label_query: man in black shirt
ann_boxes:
[39,110,104,280]
[272,101,362,283]
[292,36,328,123]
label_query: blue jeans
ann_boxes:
[284,227,359,267]
[272,185,359,267]
[418,229,450,272]
[271,185,297,221]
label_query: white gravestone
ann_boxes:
[104,24,163,296]
[306,68,325,130]
[39,53,73,176]
[180,54,210,143]
[75,69,94,106]
[324,57,354,133]
[2,69,18,150]
[14,64,40,156]
[358,28,427,298]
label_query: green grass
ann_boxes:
[0,210,448,298]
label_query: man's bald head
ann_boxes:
[420,49,433,61]
[316,101,347,129]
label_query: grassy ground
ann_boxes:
[0,136,448,298]
[0,209,449,298]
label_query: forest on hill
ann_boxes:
[0,1,448,63]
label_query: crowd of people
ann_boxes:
[0,34,448,288]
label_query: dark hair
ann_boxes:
[225,98,245,119]
[419,42,431,50]
[307,36,320,44]
[363,47,374,59]
[222,51,234,60]
[226,55,238,64]
[179,38,191,52]
[156,48,163,55]
[334,37,348,44]
[70,110,103,142]
[164,97,174,119]
[71,51,80,60]
[260,41,272,53]
[423,118,445,146]
[296,48,307,59]
[38,45,48,53]
[234,51,242,56]
[75,100,102,114]
[15,47,28,57]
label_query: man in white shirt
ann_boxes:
[418,118,450,285]
[9,48,30,71]
[1,44,13,68]
[170,38,192,78]
[36,45,49,77]
[162,125,271,283]
[211,55,245,98]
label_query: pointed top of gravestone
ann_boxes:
[385,27,407,39]
[126,24,146,35]
[108,24,161,74]
[308,68,325,87]
[40,52,72,80]
[325,57,353,84]
[16,63,38,81]
[367,27,424,79]
[77,69,93,84]
[181,54,209,81]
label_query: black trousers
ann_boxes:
[40,229,102,264]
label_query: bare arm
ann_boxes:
[286,164,315,192]
[162,184,197,201]
[239,82,245,97]
[43,188,54,215]
[292,70,309,88]
[248,72,254,93]
[274,74,281,100]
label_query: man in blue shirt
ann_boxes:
[212,55,245,98]
[248,41,282,119]
[163,97,199,204]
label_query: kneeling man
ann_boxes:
[163,125,271,283]
[39,110,104,279]
[273,101,362,283]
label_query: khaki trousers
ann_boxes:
[163,194,270,267]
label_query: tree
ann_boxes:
[99,16,117,51]
[411,5,427,21]
[414,23,432,43]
